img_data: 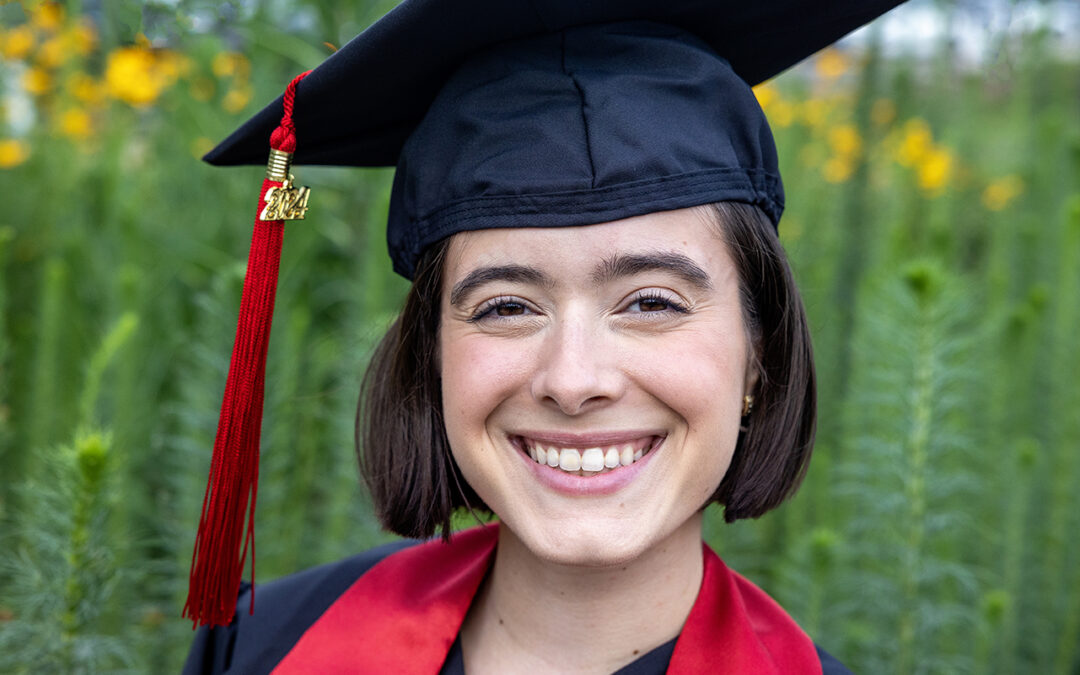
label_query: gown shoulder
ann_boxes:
[181,538,415,675]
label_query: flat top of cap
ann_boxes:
[204,0,905,169]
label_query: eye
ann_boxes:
[625,290,689,315]
[469,296,536,322]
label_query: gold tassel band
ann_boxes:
[265,148,293,182]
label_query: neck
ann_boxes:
[460,514,704,675]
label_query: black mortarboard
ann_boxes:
[186,0,907,627]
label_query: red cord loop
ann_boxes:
[269,70,311,154]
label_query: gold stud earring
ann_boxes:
[742,395,754,417]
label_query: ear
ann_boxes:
[742,338,762,397]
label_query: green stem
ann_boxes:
[896,295,934,675]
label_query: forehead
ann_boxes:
[443,206,728,278]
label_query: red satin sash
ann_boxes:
[272,525,821,674]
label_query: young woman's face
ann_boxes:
[439,206,756,566]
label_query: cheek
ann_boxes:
[631,326,749,423]
[440,335,534,445]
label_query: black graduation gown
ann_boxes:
[183,537,852,674]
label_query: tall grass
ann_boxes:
[1,1,1078,672]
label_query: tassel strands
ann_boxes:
[184,71,311,628]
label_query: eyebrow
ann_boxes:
[449,264,553,307]
[448,251,713,307]
[591,252,713,291]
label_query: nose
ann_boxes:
[530,313,626,416]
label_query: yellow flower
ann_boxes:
[37,35,67,69]
[30,3,65,32]
[799,99,829,129]
[68,22,98,56]
[59,108,93,140]
[917,146,953,195]
[70,73,106,105]
[823,156,854,183]
[105,46,181,106]
[769,100,795,128]
[982,175,1024,211]
[871,98,896,128]
[191,136,215,159]
[222,85,253,113]
[814,48,849,80]
[212,52,251,79]
[753,83,777,111]
[799,144,825,169]
[0,139,30,168]
[157,51,192,80]
[896,118,933,167]
[3,25,35,60]
[189,76,215,102]
[827,124,862,159]
[23,67,53,95]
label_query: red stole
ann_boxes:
[272,525,821,674]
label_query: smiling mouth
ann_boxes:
[513,435,662,476]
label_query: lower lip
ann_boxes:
[517,438,663,496]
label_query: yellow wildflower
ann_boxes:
[769,100,795,128]
[982,175,1024,211]
[871,98,896,127]
[799,144,825,169]
[37,35,67,69]
[917,146,953,195]
[0,139,30,168]
[814,48,849,80]
[212,52,251,79]
[191,136,215,159]
[70,73,106,105]
[753,83,777,111]
[222,85,253,113]
[896,118,933,167]
[30,3,65,32]
[157,51,192,80]
[68,22,98,56]
[827,124,862,159]
[799,99,829,129]
[823,156,854,183]
[59,108,93,140]
[105,46,180,106]
[3,25,35,60]
[23,67,53,95]
[189,77,215,102]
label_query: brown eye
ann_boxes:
[495,302,526,316]
[637,298,669,312]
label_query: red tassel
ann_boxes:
[185,71,311,628]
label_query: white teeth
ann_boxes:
[604,447,620,468]
[558,449,581,471]
[580,448,604,472]
[525,438,655,474]
[546,446,560,467]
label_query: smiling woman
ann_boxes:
[353,201,818,673]
[182,1,904,673]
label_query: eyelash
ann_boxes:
[468,296,532,323]
[468,291,689,322]
[626,290,689,315]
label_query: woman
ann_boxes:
[184,1,906,672]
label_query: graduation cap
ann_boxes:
[186,0,907,628]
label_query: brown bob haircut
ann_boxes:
[357,201,816,540]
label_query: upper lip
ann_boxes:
[510,430,666,448]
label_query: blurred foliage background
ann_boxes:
[0,0,1078,672]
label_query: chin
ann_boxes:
[507,514,673,569]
